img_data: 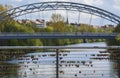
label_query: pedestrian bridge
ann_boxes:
[0,32,118,39]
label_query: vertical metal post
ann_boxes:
[78,12,81,25]
[56,49,59,78]
[89,14,92,27]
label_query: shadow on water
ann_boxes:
[0,63,18,78]
[0,51,25,78]
[109,49,120,78]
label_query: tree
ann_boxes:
[78,24,96,32]
[0,5,5,11]
[113,24,120,33]
[49,13,66,32]
[45,26,54,32]
[50,13,64,23]
[106,24,120,45]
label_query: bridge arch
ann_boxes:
[0,1,120,24]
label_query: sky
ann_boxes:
[0,0,120,26]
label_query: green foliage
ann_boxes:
[0,4,43,46]
[45,26,54,32]
[0,5,5,11]
[0,19,43,46]
[107,24,120,46]
[113,24,120,33]
[78,24,97,32]
[116,34,120,41]
[49,13,66,32]
[97,27,105,32]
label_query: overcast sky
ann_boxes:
[0,0,120,25]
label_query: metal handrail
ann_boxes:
[0,46,120,49]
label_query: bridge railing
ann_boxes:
[0,32,118,36]
[0,32,118,39]
[0,46,120,78]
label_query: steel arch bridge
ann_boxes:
[0,1,120,24]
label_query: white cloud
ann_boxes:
[113,0,120,10]
[10,0,104,7]
[27,0,70,4]
[11,0,23,2]
[83,0,103,6]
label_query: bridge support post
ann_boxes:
[56,49,59,78]
[83,39,87,43]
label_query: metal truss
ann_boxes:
[0,1,120,24]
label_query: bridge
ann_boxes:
[0,1,120,24]
[0,32,118,39]
[0,1,119,40]
[0,1,120,78]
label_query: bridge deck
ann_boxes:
[0,32,118,39]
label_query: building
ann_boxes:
[35,19,46,28]
[16,19,46,28]
[17,19,32,24]
[101,24,115,30]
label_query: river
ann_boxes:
[1,42,119,78]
